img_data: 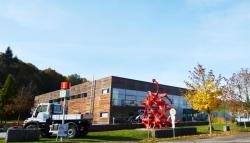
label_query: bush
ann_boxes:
[230,116,235,124]
[211,117,225,124]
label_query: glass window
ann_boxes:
[125,100,136,106]
[112,99,125,106]
[112,88,125,100]
[80,93,87,98]
[83,93,87,97]
[53,104,62,114]
[52,98,60,103]
[100,112,108,118]
[34,105,48,117]
[126,95,136,100]
[70,95,78,100]
[111,88,185,108]
[182,99,187,108]
[36,105,48,112]
[126,89,136,96]
[102,88,110,95]
[137,91,147,97]
[113,88,125,94]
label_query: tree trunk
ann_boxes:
[4,115,6,124]
[208,113,212,135]
[17,113,20,126]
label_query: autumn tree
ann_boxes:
[184,64,223,134]
[223,69,250,118]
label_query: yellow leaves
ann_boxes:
[184,80,223,112]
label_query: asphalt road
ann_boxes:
[162,132,250,143]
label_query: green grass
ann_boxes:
[0,129,148,143]
[0,124,250,143]
[195,123,250,134]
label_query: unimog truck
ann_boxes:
[23,103,92,138]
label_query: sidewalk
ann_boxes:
[0,132,6,138]
[160,132,250,143]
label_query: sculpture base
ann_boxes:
[139,127,197,138]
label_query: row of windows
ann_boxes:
[112,88,148,106]
[49,87,111,103]
[50,93,87,103]
[112,88,191,108]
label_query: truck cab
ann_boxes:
[24,103,92,138]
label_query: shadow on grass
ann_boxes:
[41,135,141,142]
[72,135,140,142]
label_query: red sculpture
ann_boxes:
[142,79,177,128]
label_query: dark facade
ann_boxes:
[35,76,190,124]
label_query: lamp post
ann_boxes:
[59,81,70,141]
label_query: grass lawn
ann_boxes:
[0,129,148,143]
[196,123,250,134]
[0,123,250,143]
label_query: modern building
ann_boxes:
[35,76,193,124]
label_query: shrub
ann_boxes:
[211,117,225,124]
[230,116,235,124]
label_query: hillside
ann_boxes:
[0,47,86,95]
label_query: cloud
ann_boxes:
[0,0,70,30]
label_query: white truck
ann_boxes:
[23,103,92,138]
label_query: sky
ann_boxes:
[0,0,250,88]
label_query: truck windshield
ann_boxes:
[53,105,62,114]
[37,105,48,112]
[33,105,48,117]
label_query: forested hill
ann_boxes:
[0,47,87,95]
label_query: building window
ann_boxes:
[80,93,87,98]
[100,112,109,118]
[70,95,78,100]
[52,98,60,103]
[102,88,110,95]
[112,88,147,107]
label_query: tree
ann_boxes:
[184,64,223,134]
[42,68,66,91]
[5,47,13,59]
[0,74,17,123]
[223,69,250,119]
[4,85,34,125]
[67,74,87,86]
[0,84,3,122]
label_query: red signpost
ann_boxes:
[59,81,70,141]
[60,81,70,89]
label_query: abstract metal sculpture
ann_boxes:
[142,79,177,128]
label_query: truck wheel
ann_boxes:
[68,124,78,138]
[81,126,89,137]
